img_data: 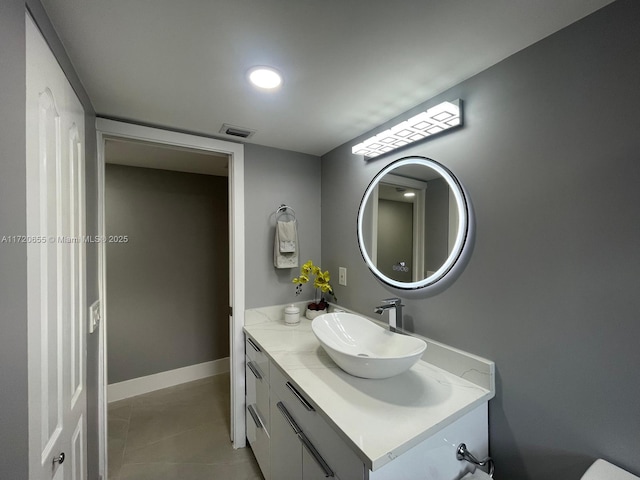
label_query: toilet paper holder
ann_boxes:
[456,443,494,478]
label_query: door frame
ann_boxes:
[95,119,246,477]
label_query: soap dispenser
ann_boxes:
[284,304,300,326]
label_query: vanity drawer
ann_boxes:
[246,404,270,480]
[246,335,270,383]
[246,354,270,433]
[270,364,364,480]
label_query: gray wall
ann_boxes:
[0,2,100,478]
[378,199,413,282]
[244,144,322,308]
[424,177,450,273]
[106,164,229,383]
[321,1,640,478]
[0,1,28,479]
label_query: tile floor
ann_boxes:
[108,373,263,480]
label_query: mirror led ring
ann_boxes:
[357,156,471,291]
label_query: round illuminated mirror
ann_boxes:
[357,156,474,291]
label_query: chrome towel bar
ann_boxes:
[456,443,494,478]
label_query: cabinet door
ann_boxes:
[246,355,270,479]
[270,365,364,479]
[246,405,270,480]
[270,395,302,480]
[302,442,340,480]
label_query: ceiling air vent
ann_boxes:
[219,123,256,139]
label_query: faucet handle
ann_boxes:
[381,297,402,305]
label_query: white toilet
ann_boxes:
[582,459,639,480]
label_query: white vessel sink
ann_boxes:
[311,312,427,379]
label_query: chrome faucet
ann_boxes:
[374,298,404,332]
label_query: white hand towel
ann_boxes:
[274,221,298,269]
[278,221,297,253]
[460,468,492,480]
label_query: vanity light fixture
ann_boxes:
[352,100,462,158]
[248,66,283,90]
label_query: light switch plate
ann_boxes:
[89,300,100,334]
[338,267,347,286]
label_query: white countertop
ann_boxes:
[244,304,495,471]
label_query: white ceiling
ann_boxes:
[105,138,229,176]
[42,0,615,156]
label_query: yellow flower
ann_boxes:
[301,260,314,275]
[293,260,337,302]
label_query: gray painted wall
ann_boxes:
[378,199,413,282]
[321,1,640,479]
[106,164,229,383]
[0,1,28,479]
[424,178,450,272]
[244,144,322,308]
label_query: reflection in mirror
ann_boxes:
[358,156,471,291]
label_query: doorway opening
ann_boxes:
[96,119,246,479]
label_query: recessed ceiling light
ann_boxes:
[248,66,283,90]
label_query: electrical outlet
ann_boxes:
[89,300,100,334]
[338,267,347,286]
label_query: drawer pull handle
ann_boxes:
[300,433,335,478]
[247,404,263,429]
[247,337,261,353]
[276,402,334,477]
[247,361,262,380]
[286,382,315,411]
[276,401,301,434]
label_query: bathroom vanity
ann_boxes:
[244,304,495,480]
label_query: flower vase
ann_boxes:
[305,307,327,320]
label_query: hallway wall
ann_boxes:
[106,164,229,383]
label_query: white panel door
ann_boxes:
[26,12,87,480]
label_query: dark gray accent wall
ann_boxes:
[321,2,640,479]
[0,1,28,479]
[106,164,229,383]
[244,144,322,308]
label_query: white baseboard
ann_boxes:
[108,357,229,403]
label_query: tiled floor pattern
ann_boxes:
[108,373,263,480]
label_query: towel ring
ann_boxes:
[274,204,296,221]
